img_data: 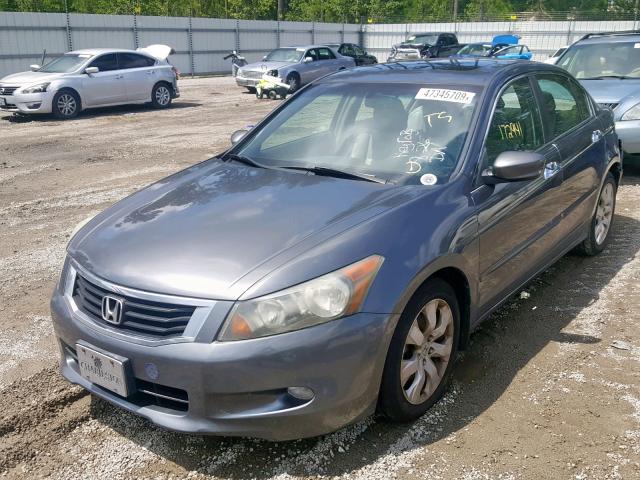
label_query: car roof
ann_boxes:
[67,48,138,55]
[320,58,559,86]
[577,31,640,44]
[279,45,335,50]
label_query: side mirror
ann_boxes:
[230,129,249,145]
[262,55,268,61]
[85,66,99,75]
[482,151,545,183]
[304,56,313,63]
[30,64,41,71]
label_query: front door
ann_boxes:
[475,76,564,314]
[81,53,127,106]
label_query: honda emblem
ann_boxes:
[101,295,124,325]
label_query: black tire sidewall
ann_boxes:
[152,83,172,109]
[52,90,80,119]
[378,278,461,422]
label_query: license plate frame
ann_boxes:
[76,342,134,397]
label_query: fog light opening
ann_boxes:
[287,386,314,401]
[26,103,41,109]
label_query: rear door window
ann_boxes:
[534,74,591,140]
[119,53,155,69]
[485,77,545,165]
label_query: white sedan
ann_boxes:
[0,44,179,119]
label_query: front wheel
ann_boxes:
[378,278,460,421]
[285,73,300,93]
[577,172,617,256]
[151,83,172,109]
[52,90,81,119]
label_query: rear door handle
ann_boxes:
[116,75,124,79]
[146,70,155,75]
[592,129,603,143]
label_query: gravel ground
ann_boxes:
[1,76,639,480]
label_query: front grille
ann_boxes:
[62,342,189,412]
[599,102,619,111]
[0,86,18,95]
[73,274,196,338]
[240,70,264,79]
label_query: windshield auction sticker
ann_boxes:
[415,88,476,104]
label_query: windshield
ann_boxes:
[405,35,439,45]
[235,82,481,185]
[557,41,640,79]
[38,54,92,73]
[264,48,304,63]
[458,44,491,56]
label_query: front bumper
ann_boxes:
[0,90,54,114]
[50,272,394,440]
[615,120,640,154]
[235,75,259,87]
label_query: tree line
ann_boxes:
[0,0,635,22]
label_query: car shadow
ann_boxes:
[0,101,201,123]
[88,173,640,478]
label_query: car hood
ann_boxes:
[0,70,65,85]
[242,61,294,72]
[69,161,407,300]
[580,78,640,105]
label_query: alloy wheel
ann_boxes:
[155,86,171,106]
[401,298,454,405]
[57,94,76,116]
[595,182,614,245]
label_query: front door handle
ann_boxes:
[115,75,124,79]
[592,129,603,143]
[544,161,561,180]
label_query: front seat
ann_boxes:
[341,95,407,167]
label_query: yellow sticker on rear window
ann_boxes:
[415,88,476,104]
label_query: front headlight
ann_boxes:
[621,103,640,121]
[219,255,384,341]
[21,82,50,94]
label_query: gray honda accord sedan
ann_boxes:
[51,59,621,440]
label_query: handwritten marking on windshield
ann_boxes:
[424,111,453,127]
[395,129,447,174]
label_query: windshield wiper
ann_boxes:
[221,153,268,169]
[277,165,387,184]
[581,75,631,80]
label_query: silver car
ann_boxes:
[235,45,355,92]
[556,31,640,155]
[0,45,179,119]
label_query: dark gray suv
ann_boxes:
[51,59,621,440]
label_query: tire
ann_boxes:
[268,90,277,100]
[577,172,617,256]
[151,82,172,109]
[246,87,257,94]
[378,278,460,422]
[285,73,301,93]
[52,89,81,119]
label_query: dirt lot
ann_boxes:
[1,76,639,480]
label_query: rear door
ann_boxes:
[81,53,127,106]
[475,75,563,313]
[118,52,157,101]
[532,73,604,246]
